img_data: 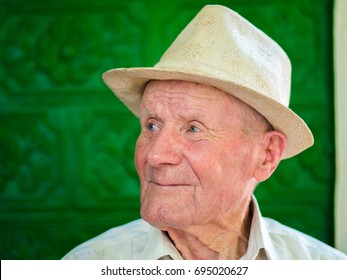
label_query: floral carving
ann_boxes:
[0,113,63,203]
[37,17,102,84]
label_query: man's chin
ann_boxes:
[141,208,190,230]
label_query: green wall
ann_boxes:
[0,0,335,259]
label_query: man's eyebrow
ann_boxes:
[183,109,209,121]
[139,107,160,121]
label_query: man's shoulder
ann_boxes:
[62,219,151,260]
[263,217,347,260]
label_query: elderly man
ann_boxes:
[63,5,347,259]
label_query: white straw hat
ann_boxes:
[102,4,314,159]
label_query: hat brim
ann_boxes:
[102,67,314,159]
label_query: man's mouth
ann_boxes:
[149,180,189,187]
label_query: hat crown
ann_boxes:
[155,5,291,107]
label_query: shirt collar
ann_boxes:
[139,222,183,260]
[240,195,279,260]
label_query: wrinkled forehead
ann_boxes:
[140,80,238,117]
[142,80,257,113]
[142,79,241,106]
[141,80,273,133]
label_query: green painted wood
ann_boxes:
[0,0,335,259]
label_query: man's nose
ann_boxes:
[146,129,183,167]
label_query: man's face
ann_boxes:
[135,80,262,229]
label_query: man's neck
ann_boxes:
[165,197,253,260]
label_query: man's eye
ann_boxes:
[148,122,159,131]
[189,126,200,133]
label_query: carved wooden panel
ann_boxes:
[0,0,335,259]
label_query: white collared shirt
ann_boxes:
[62,197,347,260]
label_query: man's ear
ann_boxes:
[254,131,287,182]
